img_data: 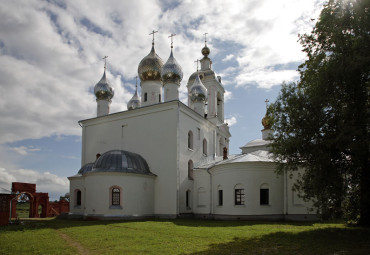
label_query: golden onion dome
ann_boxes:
[138,44,163,81]
[262,114,272,129]
[161,49,183,85]
[189,73,207,102]
[94,71,114,101]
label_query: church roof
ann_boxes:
[91,150,155,176]
[240,139,271,148]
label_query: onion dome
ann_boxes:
[138,45,163,81]
[94,71,114,101]
[262,114,272,129]
[189,73,207,102]
[161,49,183,85]
[91,150,155,175]
[127,84,141,110]
[201,45,210,57]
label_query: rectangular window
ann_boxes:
[197,128,200,140]
[218,190,223,206]
[260,189,269,205]
[235,189,245,205]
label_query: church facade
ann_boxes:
[68,36,315,220]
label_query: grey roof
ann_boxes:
[195,150,275,169]
[241,139,271,148]
[91,150,155,176]
[78,163,94,175]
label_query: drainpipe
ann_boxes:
[206,168,213,215]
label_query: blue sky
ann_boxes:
[0,0,324,200]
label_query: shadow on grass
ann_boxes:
[0,218,320,232]
[187,227,370,255]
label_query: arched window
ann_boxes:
[144,92,148,102]
[188,131,193,149]
[234,184,245,205]
[188,160,194,180]
[203,138,207,156]
[260,183,269,205]
[75,189,81,206]
[110,186,122,207]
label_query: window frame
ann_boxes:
[234,188,245,205]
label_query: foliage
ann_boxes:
[270,0,370,224]
[0,219,370,255]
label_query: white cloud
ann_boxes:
[222,54,234,62]
[10,146,41,156]
[224,90,232,102]
[0,0,324,146]
[225,116,237,126]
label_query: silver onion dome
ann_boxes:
[138,45,163,81]
[127,86,141,110]
[94,71,114,101]
[161,49,183,85]
[189,73,207,102]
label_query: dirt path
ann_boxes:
[55,229,91,255]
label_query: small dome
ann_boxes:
[161,49,183,85]
[262,114,272,129]
[92,150,154,175]
[127,86,141,110]
[201,45,210,57]
[189,73,207,102]
[94,71,114,101]
[138,45,163,82]
[187,69,215,85]
[78,163,94,175]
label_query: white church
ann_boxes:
[68,34,315,221]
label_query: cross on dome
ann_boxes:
[265,99,269,110]
[149,30,158,45]
[169,33,176,48]
[194,59,200,72]
[102,56,108,71]
[203,32,208,45]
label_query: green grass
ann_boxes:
[0,219,369,255]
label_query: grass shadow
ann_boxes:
[187,227,370,255]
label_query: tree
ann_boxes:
[270,0,370,225]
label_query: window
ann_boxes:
[197,128,200,140]
[260,184,269,205]
[75,189,81,206]
[188,160,194,180]
[112,188,120,206]
[203,138,207,156]
[144,92,147,102]
[218,190,223,206]
[234,184,245,205]
[186,190,191,209]
[188,131,193,149]
[159,94,161,102]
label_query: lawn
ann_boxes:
[0,219,369,255]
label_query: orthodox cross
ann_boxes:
[265,99,269,110]
[149,30,158,44]
[203,32,208,45]
[169,33,176,48]
[194,59,200,72]
[102,56,108,71]
[135,76,138,89]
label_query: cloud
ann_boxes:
[222,54,234,62]
[0,0,324,146]
[10,146,41,156]
[225,116,237,126]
